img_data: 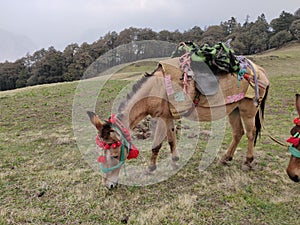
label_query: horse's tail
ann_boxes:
[254,85,269,145]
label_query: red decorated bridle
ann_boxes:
[286,117,300,158]
[96,114,139,173]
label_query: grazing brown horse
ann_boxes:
[286,94,300,182]
[88,58,269,188]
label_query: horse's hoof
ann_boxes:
[148,165,157,172]
[219,159,229,166]
[219,155,232,165]
[242,157,255,170]
[245,156,254,164]
[172,156,179,162]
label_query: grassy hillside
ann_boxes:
[1,43,300,224]
[250,41,300,77]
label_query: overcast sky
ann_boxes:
[0,0,299,61]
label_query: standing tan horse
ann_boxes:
[286,94,300,182]
[88,59,269,188]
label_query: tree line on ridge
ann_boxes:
[0,9,300,91]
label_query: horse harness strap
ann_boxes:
[99,145,126,173]
[288,145,300,159]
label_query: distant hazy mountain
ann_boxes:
[0,29,37,62]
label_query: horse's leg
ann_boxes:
[165,118,179,165]
[220,108,244,164]
[149,117,167,171]
[239,100,258,168]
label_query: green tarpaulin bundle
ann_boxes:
[171,41,240,74]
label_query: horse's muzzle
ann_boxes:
[287,171,300,182]
[106,181,118,189]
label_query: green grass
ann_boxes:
[249,41,300,78]
[1,43,300,224]
[116,61,158,74]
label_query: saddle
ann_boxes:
[159,57,259,119]
[159,41,267,118]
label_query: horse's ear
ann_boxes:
[296,94,300,116]
[87,111,103,132]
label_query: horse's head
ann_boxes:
[87,111,139,189]
[286,94,300,182]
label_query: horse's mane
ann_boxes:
[117,67,159,114]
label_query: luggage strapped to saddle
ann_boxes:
[171,41,260,105]
[171,41,240,74]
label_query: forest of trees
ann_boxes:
[1,9,300,91]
